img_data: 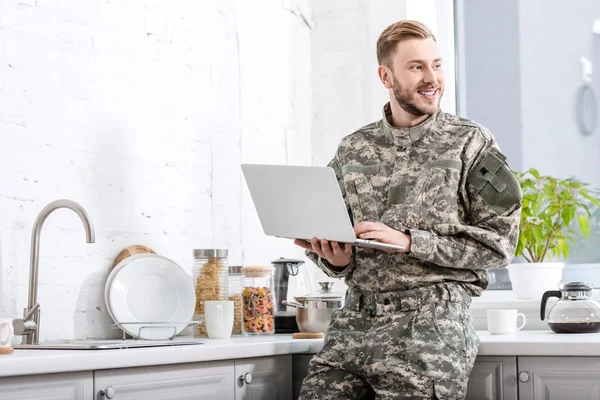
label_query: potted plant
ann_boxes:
[507,168,600,299]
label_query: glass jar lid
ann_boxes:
[242,265,273,277]
[229,265,243,274]
[193,249,228,258]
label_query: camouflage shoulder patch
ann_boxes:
[467,148,522,215]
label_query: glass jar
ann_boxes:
[228,266,243,335]
[192,249,228,337]
[242,265,275,335]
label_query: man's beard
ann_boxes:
[392,78,442,117]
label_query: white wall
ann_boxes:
[518,0,600,189]
[0,0,311,341]
[0,0,455,341]
[310,0,455,168]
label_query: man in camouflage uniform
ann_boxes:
[294,20,522,399]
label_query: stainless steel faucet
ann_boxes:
[12,199,95,345]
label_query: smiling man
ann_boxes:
[294,20,522,399]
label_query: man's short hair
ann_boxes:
[376,20,436,69]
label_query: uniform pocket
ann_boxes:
[431,302,468,356]
[341,163,383,223]
[418,161,462,206]
[413,160,462,224]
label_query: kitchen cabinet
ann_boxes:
[466,357,517,400]
[234,355,292,400]
[518,356,600,400]
[93,360,235,400]
[0,371,93,400]
[0,356,292,400]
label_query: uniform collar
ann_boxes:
[381,102,442,147]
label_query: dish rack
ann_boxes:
[109,321,200,340]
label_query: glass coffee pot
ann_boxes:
[540,282,600,333]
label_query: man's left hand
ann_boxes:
[353,221,411,253]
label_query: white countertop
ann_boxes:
[3,331,600,377]
[0,335,323,378]
[476,330,600,356]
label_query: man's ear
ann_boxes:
[378,65,393,89]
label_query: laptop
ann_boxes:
[241,163,405,251]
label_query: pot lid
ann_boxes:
[294,282,345,301]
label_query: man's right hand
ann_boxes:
[293,238,352,267]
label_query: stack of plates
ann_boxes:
[105,253,196,340]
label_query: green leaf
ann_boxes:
[558,189,572,201]
[561,205,576,226]
[532,193,544,215]
[522,180,536,191]
[543,186,556,200]
[563,241,570,260]
[578,215,591,238]
[532,224,544,243]
[530,168,541,179]
[581,191,600,207]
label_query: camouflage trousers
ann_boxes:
[298,283,479,400]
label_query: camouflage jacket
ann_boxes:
[307,103,522,296]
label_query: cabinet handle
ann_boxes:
[100,385,116,399]
[238,372,253,386]
[518,371,530,383]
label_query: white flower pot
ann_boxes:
[507,262,565,300]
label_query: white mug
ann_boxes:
[205,301,234,339]
[487,309,527,334]
[0,318,13,347]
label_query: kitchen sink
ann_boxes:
[13,338,205,350]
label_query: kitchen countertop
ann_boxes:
[0,335,323,378]
[3,331,600,378]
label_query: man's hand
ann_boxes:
[293,238,352,267]
[354,221,411,253]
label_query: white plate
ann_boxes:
[107,254,195,340]
[104,253,158,325]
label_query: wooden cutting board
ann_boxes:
[112,245,156,269]
[0,347,14,355]
[292,332,324,339]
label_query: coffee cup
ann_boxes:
[487,309,526,334]
[205,301,234,339]
[0,318,13,347]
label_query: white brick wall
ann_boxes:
[0,0,311,341]
[0,0,454,342]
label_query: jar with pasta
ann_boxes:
[241,265,275,335]
[192,249,228,337]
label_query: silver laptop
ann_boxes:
[241,163,405,251]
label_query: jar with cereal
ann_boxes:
[192,249,228,337]
[241,265,275,335]
[228,265,243,335]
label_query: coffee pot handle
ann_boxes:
[540,290,562,320]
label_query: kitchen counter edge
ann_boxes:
[3,331,600,377]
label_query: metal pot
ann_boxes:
[282,282,345,333]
